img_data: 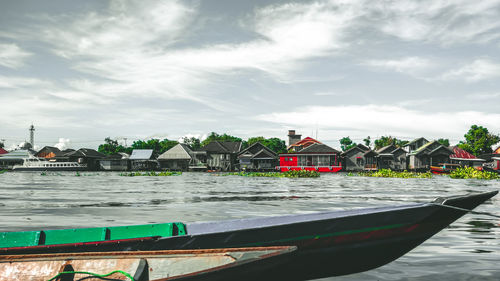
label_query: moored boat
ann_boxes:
[0,246,295,281]
[12,158,87,171]
[430,163,461,174]
[0,191,497,281]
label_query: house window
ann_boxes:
[356,158,364,166]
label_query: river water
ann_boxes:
[1,172,499,280]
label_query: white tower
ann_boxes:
[29,124,35,148]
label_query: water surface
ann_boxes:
[1,172,499,280]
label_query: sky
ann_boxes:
[1,0,500,150]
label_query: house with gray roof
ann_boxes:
[129,149,159,171]
[407,141,453,171]
[375,144,407,170]
[341,143,371,171]
[237,142,277,171]
[158,143,207,171]
[201,141,242,171]
[403,137,428,154]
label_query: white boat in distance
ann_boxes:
[12,158,87,171]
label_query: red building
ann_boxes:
[278,138,342,173]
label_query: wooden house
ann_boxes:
[403,137,428,154]
[129,149,159,171]
[36,146,62,159]
[407,141,453,171]
[201,141,242,171]
[341,144,371,171]
[98,153,129,171]
[279,143,342,172]
[288,137,322,152]
[237,142,278,171]
[61,148,106,171]
[158,143,207,171]
[449,146,485,169]
[375,145,407,171]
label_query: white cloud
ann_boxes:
[467,92,500,99]
[364,57,434,77]
[0,44,32,69]
[441,59,500,82]
[0,75,51,89]
[257,105,500,141]
[373,0,500,45]
[54,138,71,150]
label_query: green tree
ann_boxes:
[201,132,244,147]
[374,136,409,150]
[247,136,287,154]
[437,138,450,147]
[0,141,4,149]
[458,125,500,156]
[363,136,371,147]
[183,137,201,150]
[130,138,178,157]
[340,137,356,151]
[98,137,128,155]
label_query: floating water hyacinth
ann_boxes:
[353,169,433,179]
[450,167,499,180]
[119,171,182,177]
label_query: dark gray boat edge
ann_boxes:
[186,202,426,235]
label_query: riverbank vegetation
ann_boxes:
[224,170,320,178]
[350,169,433,179]
[450,167,499,180]
[119,171,182,177]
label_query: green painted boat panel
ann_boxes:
[108,223,174,240]
[43,227,106,245]
[0,231,40,248]
[0,222,187,248]
[175,222,187,236]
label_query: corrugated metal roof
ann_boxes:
[0,148,7,155]
[450,146,484,161]
[129,149,154,160]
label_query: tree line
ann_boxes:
[97,125,499,158]
[97,132,287,157]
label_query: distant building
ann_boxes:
[237,142,277,171]
[341,144,371,171]
[403,137,428,154]
[407,141,453,171]
[375,145,407,171]
[36,146,62,159]
[279,142,342,173]
[449,146,485,169]
[201,141,242,171]
[99,153,130,171]
[129,149,159,171]
[0,150,33,170]
[158,144,207,171]
[61,148,106,171]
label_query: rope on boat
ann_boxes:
[47,270,135,281]
[431,203,500,219]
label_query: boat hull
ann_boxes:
[1,191,496,280]
[0,247,295,281]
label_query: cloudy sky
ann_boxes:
[1,0,500,150]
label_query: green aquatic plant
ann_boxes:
[119,171,182,177]
[449,167,499,180]
[356,169,433,179]
[0,170,7,174]
[224,170,320,178]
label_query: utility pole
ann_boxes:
[29,124,35,148]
